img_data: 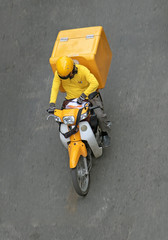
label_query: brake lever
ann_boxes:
[89,105,101,110]
[47,114,55,120]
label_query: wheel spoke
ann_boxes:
[71,156,90,195]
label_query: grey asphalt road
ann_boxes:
[0,0,168,239]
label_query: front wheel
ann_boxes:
[71,156,90,196]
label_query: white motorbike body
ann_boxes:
[60,121,102,158]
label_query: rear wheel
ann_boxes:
[71,156,90,196]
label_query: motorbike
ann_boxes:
[47,96,103,196]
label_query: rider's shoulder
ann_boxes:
[54,71,61,80]
[54,70,59,76]
[77,64,89,72]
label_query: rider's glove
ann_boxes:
[77,93,87,104]
[47,103,56,113]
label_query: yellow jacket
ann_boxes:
[50,64,99,104]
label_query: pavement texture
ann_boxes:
[0,0,168,239]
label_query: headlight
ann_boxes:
[80,112,88,120]
[54,116,61,122]
[63,116,75,124]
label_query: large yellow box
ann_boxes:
[49,26,112,91]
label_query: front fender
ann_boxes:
[68,141,87,169]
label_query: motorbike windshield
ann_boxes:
[65,99,88,109]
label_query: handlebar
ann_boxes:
[47,104,100,114]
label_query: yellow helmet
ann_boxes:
[56,56,74,78]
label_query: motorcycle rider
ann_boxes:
[48,56,111,147]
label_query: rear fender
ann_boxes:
[68,141,87,169]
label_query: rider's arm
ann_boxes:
[81,66,99,97]
[49,72,61,104]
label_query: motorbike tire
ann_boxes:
[71,156,90,196]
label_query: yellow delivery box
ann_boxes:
[49,26,112,91]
